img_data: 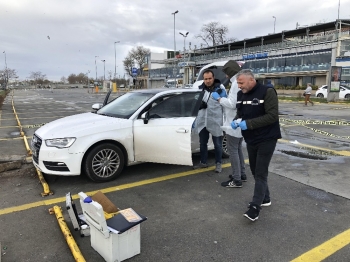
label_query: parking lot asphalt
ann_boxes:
[1,88,350,261]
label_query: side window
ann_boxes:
[149,92,201,118]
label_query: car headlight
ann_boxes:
[45,138,76,148]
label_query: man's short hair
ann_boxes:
[203,69,215,78]
[236,69,254,79]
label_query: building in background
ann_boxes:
[148,19,350,89]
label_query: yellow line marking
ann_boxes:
[291,229,350,262]
[279,139,350,157]
[0,163,231,216]
[1,116,68,120]
[0,125,19,129]
[0,137,23,141]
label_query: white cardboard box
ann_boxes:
[78,192,141,262]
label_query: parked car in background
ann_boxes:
[31,89,229,182]
[315,85,350,99]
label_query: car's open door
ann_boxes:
[133,91,203,166]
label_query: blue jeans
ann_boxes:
[199,128,222,164]
[227,135,246,181]
[246,139,277,209]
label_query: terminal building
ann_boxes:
[147,19,350,89]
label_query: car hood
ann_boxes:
[35,112,129,139]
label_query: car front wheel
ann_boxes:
[84,143,124,182]
[345,94,350,99]
[317,93,324,98]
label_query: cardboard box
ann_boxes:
[91,191,119,214]
[78,192,146,262]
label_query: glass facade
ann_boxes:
[241,52,331,74]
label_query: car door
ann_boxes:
[133,92,202,166]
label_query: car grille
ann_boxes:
[31,134,42,164]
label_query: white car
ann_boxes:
[31,89,228,182]
[315,85,350,99]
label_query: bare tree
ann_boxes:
[129,46,150,76]
[123,54,134,78]
[29,71,47,85]
[60,76,67,84]
[196,22,235,46]
[0,68,18,85]
[107,70,113,81]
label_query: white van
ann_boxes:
[192,60,244,89]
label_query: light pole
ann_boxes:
[3,51,8,88]
[273,16,276,33]
[172,10,179,85]
[86,70,90,86]
[95,56,99,81]
[179,32,189,61]
[114,41,120,82]
[101,60,106,81]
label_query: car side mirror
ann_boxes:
[141,112,149,124]
[92,103,102,111]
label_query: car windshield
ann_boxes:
[97,92,154,119]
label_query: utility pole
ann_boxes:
[172,10,179,86]
[95,56,99,81]
[114,41,120,82]
[101,60,106,81]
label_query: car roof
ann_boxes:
[130,88,200,95]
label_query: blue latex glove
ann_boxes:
[220,89,227,98]
[211,92,220,101]
[231,120,239,130]
[239,120,247,130]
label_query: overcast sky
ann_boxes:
[1,0,349,81]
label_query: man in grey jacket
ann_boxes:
[194,69,226,173]
[211,60,246,187]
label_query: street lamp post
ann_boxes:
[3,51,8,88]
[273,16,276,33]
[179,32,189,61]
[172,10,179,86]
[114,41,120,82]
[101,60,106,81]
[95,56,99,82]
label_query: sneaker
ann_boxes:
[261,200,271,207]
[221,179,242,188]
[248,200,271,208]
[215,163,222,173]
[229,174,247,182]
[193,162,208,169]
[243,205,260,221]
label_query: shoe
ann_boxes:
[243,205,260,221]
[221,179,242,188]
[193,162,208,169]
[248,200,271,208]
[229,174,247,182]
[215,163,222,173]
[261,200,271,207]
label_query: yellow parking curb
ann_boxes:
[36,168,53,197]
[49,206,86,262]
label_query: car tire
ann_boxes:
[345,94,350,99]
[317,93,324,98]
[222,133,229,158]
[84,143,124,182]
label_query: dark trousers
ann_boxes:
[199,128,223,164]
[246,139,277,208]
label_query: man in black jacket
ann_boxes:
[231,69,281,221]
